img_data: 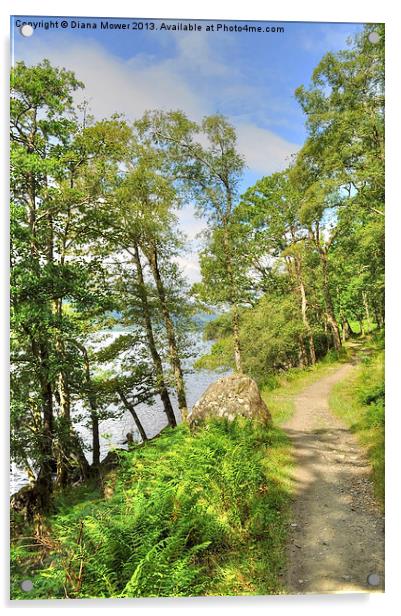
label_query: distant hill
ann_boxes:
[192,312,219,327]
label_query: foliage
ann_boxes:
[239,295,308,383]
[203,312,233,341]
[10,61,195,493]
[11,420,292,599]
[196,25,384,375]
[196,295,333,387]
[295,24,384,218]
[195,336,234,372]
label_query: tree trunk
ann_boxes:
[133,244,177,428]
[76,342,100,468]
[35,341,55,512]
[372,294,385,329]
[232,303,242,373]
[294,256,316,365]
[378,303,385,329]
[298,336,308,368]
[54,315,73,487]
[323,320,331,353]
[362,291,371,330]
[53,322,90,485]
[341,320,349,343]
[54,313,71,422]
[91,412,100,468]
[373,303,380,330]
[345,318,354,336]
[117,390,148,442]
[320,252,342,351]
[222,224,242,372]
[146,244,188,421]
[307,332,316,365]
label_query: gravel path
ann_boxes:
[283,363,384,594]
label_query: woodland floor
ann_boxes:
[282,358,385,594]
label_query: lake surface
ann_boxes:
[10,330,228,494]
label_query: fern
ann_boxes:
[11,418,292,598]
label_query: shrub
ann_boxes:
[11,419,291,599]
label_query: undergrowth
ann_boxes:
[329,339,384,506]
[11,418,292,599]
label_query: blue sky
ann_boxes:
[11,16,364,280]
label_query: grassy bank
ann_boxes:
[329,342,384,506]
[262,348,351,425]
[11,418,292,599]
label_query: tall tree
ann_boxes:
[137,111,248,372]
[238,170,317,364]
[122,150,190,421]
[295,24,384,219]
[293,24,385,338]
[192,115,247,373]
[11,60,132,504]
[101,144,193,426]
[11,60,85,507]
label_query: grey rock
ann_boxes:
[189,373,272,427]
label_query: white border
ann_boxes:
[2,1,400,614]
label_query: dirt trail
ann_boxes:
[283,363,384,594]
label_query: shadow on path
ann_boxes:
[282,364,384,594]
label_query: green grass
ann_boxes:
[262,348,351,425]
[329,346,384,507]
[11,418,293,599]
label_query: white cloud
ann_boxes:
[177,204,206,240]
[15,32,301,283]
[17,38,205,120]
[173,31,235,78]
[174,254,201,283]
[16,33,299,176]
[235,122,299,175]
[174,205,206,283]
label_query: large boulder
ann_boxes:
[189,373,272,427]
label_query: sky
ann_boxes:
[11,15,364,282]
